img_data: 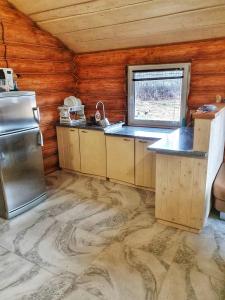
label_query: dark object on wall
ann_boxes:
[0,69,4,79]
[198,104,217,112]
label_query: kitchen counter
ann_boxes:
[153,109,225,232]
[57,122,124,132]
[104,126,174,140]
[57,123,174,140]
[148,127,207,158]
[58,123,206,157]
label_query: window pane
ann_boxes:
[134,70,183,122]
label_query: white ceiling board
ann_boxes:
[36,1,225,34]
[8,0,225,53]
[61,24,225,53]
[31,0,150,22]
[55,6,225,42]
[9,0,91,15]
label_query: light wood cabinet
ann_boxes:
[155,154,207,231]
[135,139,156,189]
[106,136,134,184]
[57,126,157,189]
[56,126,80,171]
[79,129,106,177]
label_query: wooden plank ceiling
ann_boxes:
[8,0,225,53]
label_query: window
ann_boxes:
[127,63,191,127]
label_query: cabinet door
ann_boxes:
[135,139,156,189]
[155,154,207,229]
[56,127,80,171]
[79,130,106,177]
[106,136,134,184]
[0,128,46,213]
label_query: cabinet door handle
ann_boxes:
[123,138,131,142]
[139,140,147,143]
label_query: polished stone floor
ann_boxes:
[0,170,224,300]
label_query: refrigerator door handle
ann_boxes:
[33,107,41,124]
[0,152,5,161]
[37,130,44,147]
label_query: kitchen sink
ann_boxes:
[84,121,124,131]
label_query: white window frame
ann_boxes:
[127,63,191,128]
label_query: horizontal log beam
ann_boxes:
[6,43,73,61]
[8,59,74,74]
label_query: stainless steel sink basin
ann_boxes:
[84,121,124,131]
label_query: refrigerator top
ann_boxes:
[0,91,39,134]
[0,91,35,98]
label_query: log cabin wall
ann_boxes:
[0,0,75,174]
[75,38,225,123]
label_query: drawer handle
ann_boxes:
[81,130,88,133]
[123,138,131,142]
[70,129,75,132]
[139,140,147,143]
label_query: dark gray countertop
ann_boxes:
[105,126,174,140]
[148,127,207,158]
[57,123,173,140]
[57,122,104,131]
[57,122,124,132]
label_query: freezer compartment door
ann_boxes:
[0,128,46,213]
[0,92,40,134]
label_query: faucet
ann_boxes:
[96,101,106,119]
[95,101,110,127]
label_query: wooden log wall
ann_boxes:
[0,0,76,174]
[75,38,225,123]
[2,0,225,172]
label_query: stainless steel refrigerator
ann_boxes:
[0,91,46,219]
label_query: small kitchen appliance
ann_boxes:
[58,96,86,125]
[0,68,14,91]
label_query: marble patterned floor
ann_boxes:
[0,170,224,300]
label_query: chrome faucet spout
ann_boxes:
[96,100,106,119]
[95,100,110,127]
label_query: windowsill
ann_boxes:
[127,123,180,130]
